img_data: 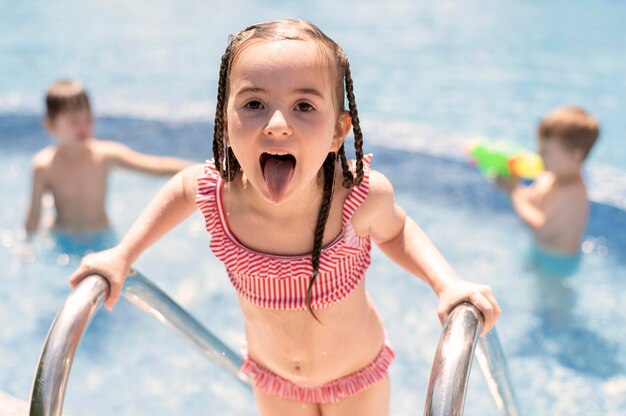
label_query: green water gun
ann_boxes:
[465,140,544,179]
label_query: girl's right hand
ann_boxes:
[68,246,132,311]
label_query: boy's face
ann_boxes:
[45,109,94,147]
[538,136,582,176]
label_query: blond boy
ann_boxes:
[25,80,191,234]
[498,106,600,256]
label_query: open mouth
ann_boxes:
[259,152,297,202]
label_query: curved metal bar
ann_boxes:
[29,275,108,416]
[476,331,519,416]
[423,302,483,416]
[122,270,249,387]
[29,271,249,416]
[423,302,519,416]
[30,272,518,416]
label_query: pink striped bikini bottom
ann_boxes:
[241,340,395,404]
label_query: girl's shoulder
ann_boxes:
[357,168,396,212]
[343,153,395,215]
[181,162,209,204]
[349,165,397,237]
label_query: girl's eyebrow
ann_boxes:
[235,86,325,98]
[294,88,324,98]
[235,86,264,96]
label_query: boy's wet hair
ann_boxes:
[45,80,91,121]
[212,19,365,320]
[538,106,599,160]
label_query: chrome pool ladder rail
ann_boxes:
[29,271,250,416]
[423,302,519,416]
[29,271,518,416]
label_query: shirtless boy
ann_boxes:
[498,106,600,257]
[25,80,191,235]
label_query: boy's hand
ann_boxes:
[495,175,519,193]
[69,246,131,310]
[436,280,501,336]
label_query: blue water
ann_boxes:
[1,1,626,170]
[1,117,625,415]
[1,1,626,415]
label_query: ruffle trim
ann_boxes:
[195,155,374,309]
[241,341,395,403]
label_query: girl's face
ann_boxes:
[226,39,350,204]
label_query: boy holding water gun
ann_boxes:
[497,106,599,267]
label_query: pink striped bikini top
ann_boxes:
[196,154,373,310]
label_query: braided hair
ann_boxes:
[212,19,365,320]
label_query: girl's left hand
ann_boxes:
[436,280,501,336]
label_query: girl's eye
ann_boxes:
[295,102,314,112]
[244,100,264,110]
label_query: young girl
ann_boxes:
[69,19,501,416]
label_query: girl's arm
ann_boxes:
[68,164,204,310]
[354,170,501,335]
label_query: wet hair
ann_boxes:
[538,106,600,160]
[211,19,365,320]
[45,80,91,121]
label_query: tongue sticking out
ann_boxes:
[261,154,296,202]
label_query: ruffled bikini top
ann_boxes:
[196,154,373,310]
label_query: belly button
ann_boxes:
[293,362,302,372]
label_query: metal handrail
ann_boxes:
[29,271,517,416]
[29,270,250,416]
[423,302,519,416]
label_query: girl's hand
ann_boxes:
[68,246,131,311]
[436,280,501,336]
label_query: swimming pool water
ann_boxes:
[1,0,625,169]
[1,117,625,415]
[1,1,626,413]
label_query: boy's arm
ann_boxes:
[104,141,192,175]
[354,171,500,335]
[496,176,549,230]
[510,185,579,240]
[509,186,545,229]
[25,159,48,235]
[69,163,204,309]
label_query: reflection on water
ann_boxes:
[530,263,623,379]
[1,117,625,415]
[50,227,118,258]
[526,244,581,279]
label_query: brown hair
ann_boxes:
[537,106,599,159]
[212,19,365,320]
[45,80,91,121]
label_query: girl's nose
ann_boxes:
[263,110,292,138]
